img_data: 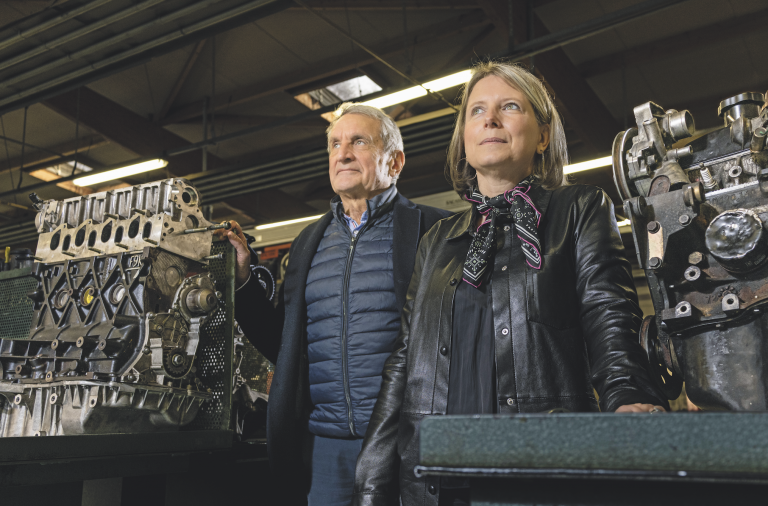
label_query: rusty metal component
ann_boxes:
[616,92,768,410]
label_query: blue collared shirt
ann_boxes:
[342,211,368,236]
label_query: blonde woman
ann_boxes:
[353,61,667,506]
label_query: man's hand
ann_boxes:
[615,403,666,413]
[213,220,252,288]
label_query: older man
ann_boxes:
[221,103,451,505]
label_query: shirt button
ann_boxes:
[501,266,507,271]
[504,225,510,231]
[449,278,457,286]
[428,485,437,495]
[501,328,509,335]
[440,346,448,356]
[507,398,515,406]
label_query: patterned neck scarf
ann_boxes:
[463,178,542,288]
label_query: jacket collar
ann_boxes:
[445,184,554,240]
[330,184,398,224]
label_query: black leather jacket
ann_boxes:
[353,184,668,506]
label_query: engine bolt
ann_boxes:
[679,214,691,225]
[647,221,661,234]
[688,252,704,265]
[649,257,662,269]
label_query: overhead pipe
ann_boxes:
[194,123,454,195]
[0,0,115,53]
[189,119,455,194]
[200,138,453,204]
[0,112,456,199]
[198,134,453,203]
[0,132,453,246]
[502,0,689,63]
[0,0,168,74]
[0,0,230,92]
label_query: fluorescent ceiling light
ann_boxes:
[563,156,612,174]
[256,215,324,230]
[73,159,168,187]
[363,69,472,109]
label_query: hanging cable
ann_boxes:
[144,63,158,120]
[211,36,216,140]
[293,0,457,112]
[0,115,15,203]
[402,0,410,77]
[343,0,356,70]
[72,87,81,175]
[16,106,28,191]
[209,35,216,172]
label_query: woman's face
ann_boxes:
[463,75,550,183]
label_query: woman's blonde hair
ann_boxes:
[446,60,569,194]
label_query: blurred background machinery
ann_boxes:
[614,91,768,410]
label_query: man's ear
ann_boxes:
[390,150,405,179]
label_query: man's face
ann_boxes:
[328,114,396,199]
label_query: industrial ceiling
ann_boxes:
[0,0,766,248]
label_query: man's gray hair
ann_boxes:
[326,102,404,157]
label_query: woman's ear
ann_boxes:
[537,124,551,154]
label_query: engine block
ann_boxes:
[0,178,229,436]
[614,92,768,410]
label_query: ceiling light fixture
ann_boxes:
[363,70,472,109]
[562,156,612,174]
[73,159,169,186]
[256,215,324,230]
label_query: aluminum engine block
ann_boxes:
[0,178,227,435]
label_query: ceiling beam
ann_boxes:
[0,135,108,176]
[41,88,320,222]
[157,39,207,122]
[162,10,489,125]
[42,87,217,177]
[444,24,496,69]
[287,0,476,9]
[476,0,621,154]
[174,113,329,129]
[578,8,768,79]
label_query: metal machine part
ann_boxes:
[32,178,214,264]
[0,179,227,435]
[232,323,273,438]
[614,91,768,410]
[250,264,276,302]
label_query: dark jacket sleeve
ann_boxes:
[353,225,434,506]
[573,188,669,411]
[234,267,285,364]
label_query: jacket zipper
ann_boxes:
[341,232,359,436]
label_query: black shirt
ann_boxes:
[446,279,496,415]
